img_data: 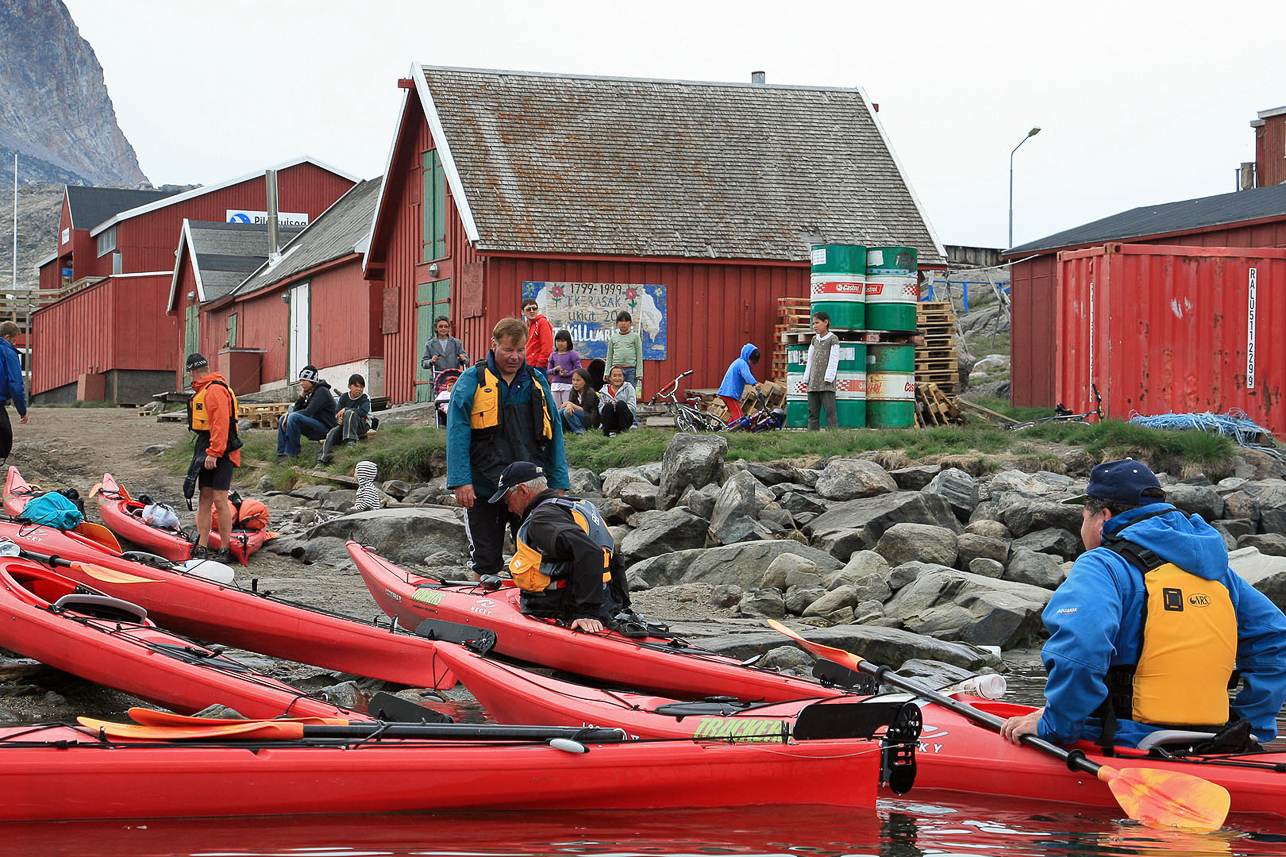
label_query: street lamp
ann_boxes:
[1008,127,1041,248]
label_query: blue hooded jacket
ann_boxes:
[1038,503,1286,747]
[0,336,27,417]
[717,343,759,399]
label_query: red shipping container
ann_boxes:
[1057,243,1286,435]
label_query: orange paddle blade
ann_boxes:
[767,619,867,672]
[1097,764,1229,833]
[75,521,122,551]
[88,482,102,499]
[127,708,349,728]
[71,562,156,584]
[78,716,305,741]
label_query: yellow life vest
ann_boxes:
[189,380,239,435]
[1104,541,1237,730]
[470,366,553,441]
[509,497,613,593]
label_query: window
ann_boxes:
[422,149,446,263]
[226,313,238,348]
[96,226,116,258]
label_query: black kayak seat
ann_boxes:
[52,593,148,624]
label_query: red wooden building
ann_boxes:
[364,66,945,404]
[31,158,358,404]
[1251,105,1286,188]
[194,178,383,396]
[1005,182,1286,409]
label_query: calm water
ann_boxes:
[5,663,1285,853]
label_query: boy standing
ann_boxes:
[805,311,839,431]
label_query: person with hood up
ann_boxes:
[185,352,241,562]
[717,343,763,423]
[1001,459,1286,751]
[276,365,338,458]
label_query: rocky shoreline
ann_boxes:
[5,427,1286,723]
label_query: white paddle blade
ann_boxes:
[179,558,236,584]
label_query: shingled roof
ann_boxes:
[169,220,303,308]
[65,186,180,230]
[413,66,944,265]
[1007,182,1286,256]
[226,177,380,300]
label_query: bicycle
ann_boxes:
[1007,383,1103,431]
[649,370,725,433]
[725,390,786,433]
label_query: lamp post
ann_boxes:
[1008,127,1041,248]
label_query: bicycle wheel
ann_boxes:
[675,408,699,433]
[698,412,727,432]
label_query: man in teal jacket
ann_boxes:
[1002,459,1286,750]
[447,317,569,577]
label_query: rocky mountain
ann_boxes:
[0,0,152,292]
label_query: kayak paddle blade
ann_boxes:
[1097,764,1230,833]
[179,558,236,584]
[768,618,868,674]
[78,716,302,741]
[70,562,156,584]
[126,708,348,728]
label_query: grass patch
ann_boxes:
[967,332,1011,358]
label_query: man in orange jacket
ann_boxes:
[186,353,242,562]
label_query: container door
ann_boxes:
[288,281,311,382]
[414,279,451,403]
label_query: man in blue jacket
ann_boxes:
[447,317,569,577]
[0,322,30,463]
[1002,459,1286,750]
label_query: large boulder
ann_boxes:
[618,507,710,563]
[567,467,603,496]
[709,471,772,544]
[874,523,959,567]
[618,481,663,512]
[683,483,720,520]
[627,541,840,589]
[1001,501,1084,538]
[659,433,728,505]
[883,565,1053,649]
[1223,480,1286,523]
[1230,547,1286,610]
[823,550,890,590]
[955,533,1010,569]
[924,468,979,521]
[698,624,1003,672]
[805,491,962,560]
[815,460,898,501]
[1238,533,1286,557]
[306,507,467,566]
[985,470,1075,501]
[601,467,652,500]
[1004,548,1066,590]
[1163,483,1224,521]
[1011,528,1081,560]
[890,465,942,490]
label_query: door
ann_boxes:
[414,279,451,403]
[288,281,311,382]
[184,304,199,382]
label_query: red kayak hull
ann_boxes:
[95,472,264,565]
[0,723,880,821]
[0,520,456,689]
[436,647,1286,818]
[349,542,844,703]
[0,558,352,719]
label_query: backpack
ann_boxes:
[212,491,270,531]
[22,492,85,530]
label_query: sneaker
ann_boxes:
[214,548,234,564]
[189,545,210,560]
[607,432,618,437]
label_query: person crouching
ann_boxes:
[490,461,623,632]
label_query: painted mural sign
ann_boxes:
[521,282,667,361]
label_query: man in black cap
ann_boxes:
[489,461,622,633]
[1002,459,1286,751]
[185,353,241,562]
[276,364,337,459]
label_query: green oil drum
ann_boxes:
[866,342,916,428]
[835,342,867,428]
[786,342,808,428]
[865,246,919,332]
[810,244,866,331]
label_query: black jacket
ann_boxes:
[518,489,608,622]
[293,380,338,430]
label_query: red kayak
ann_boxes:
[349,542,850,702]
[93,472,266,565]
[434,645,1286,819]
[4,466,125,553]
[0,556,353,719]
[0,520,457,690]
[0,718,882,821]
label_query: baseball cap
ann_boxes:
[1062,459,1166,506]
[185,352,208,372]
[488,461,544,503]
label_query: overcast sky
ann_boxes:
[61,0,1286,251]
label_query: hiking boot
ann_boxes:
[214,548,234,564]
[189,544,210,560]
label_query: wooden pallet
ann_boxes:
[915,383,964,427]
[238,402,291,428]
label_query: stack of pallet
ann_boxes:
[772,297,811,382]
[914,383,964,427]
[915,301,959,395]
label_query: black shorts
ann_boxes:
[196,455,235,492]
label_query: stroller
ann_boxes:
[433,368,462,427]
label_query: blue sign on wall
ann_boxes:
[521,281,667,361]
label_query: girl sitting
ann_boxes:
[598,366,636,437]
[559,369,599,435]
